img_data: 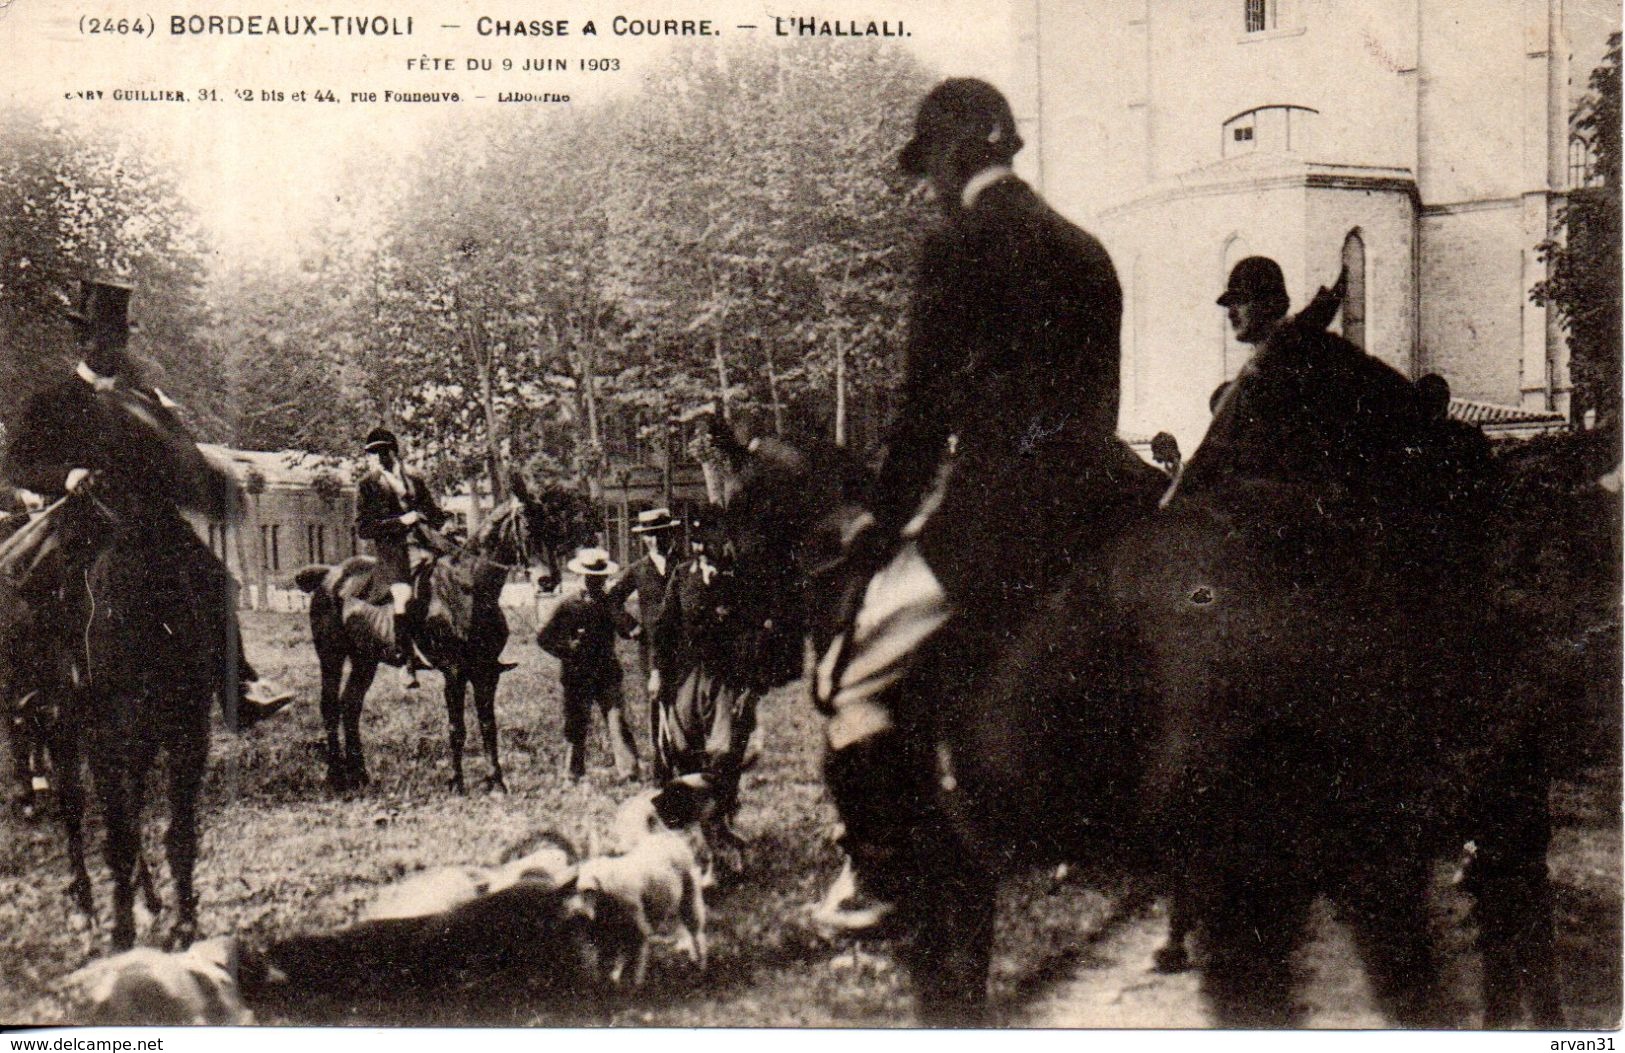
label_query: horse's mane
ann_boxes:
[469,496,527,564]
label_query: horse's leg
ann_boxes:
[92,734,147,952]
[1341,849,1447,1027]
[162,705,210,950]
[1154,875,1194,974]
[443,672,469,794]
[1197,863,1312,1027]
[341,661,377,789]
[903,829,998,1026]
[1471,746,1562,1028]
[320,654,348,792]
[53,723,95,926]
[471,669,505,793]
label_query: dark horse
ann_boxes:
[1,493,235,951]
[720,431,1560,1027]
[294,480,557,794]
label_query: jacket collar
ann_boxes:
[961,166,1016,211]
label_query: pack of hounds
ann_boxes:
[59,778,717,1025]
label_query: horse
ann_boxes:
[717,428,1560,1027]
[10,494,237,952]
[294,479,566,794]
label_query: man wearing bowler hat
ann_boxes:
[536,547,641,781]
[354,426,450,680]
[1169,255,1428,574]
[811,79,1155,931]
[609,506,680,763]
[3,277,293,729]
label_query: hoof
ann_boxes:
[485,775,508,795]
[448,776,468,795]
[1152,943,1191,974]
[165,923,199,952]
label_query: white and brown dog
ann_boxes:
[570,829,707,988]
[63,937,256,1025]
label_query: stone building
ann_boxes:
[1002,0,1611,451]
[193,444,359,609]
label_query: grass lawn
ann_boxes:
[0,606,1618,1027]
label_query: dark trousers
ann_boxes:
[561,675,639,776]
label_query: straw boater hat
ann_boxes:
[630,507,678,534]
[566,547,619,577]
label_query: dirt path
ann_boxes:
[1016,897,1406,1029]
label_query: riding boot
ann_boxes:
[391,612,420,688]
[812,730,925,934]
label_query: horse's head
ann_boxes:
[471,474,599,586]
[713,424,874,690]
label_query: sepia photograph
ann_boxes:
[0,0,1619,1035]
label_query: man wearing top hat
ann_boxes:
[2,278,293,728]
[535,547,641,781]
[812,79,1157,930]
[354,426,451,679]
[608,506,680,761]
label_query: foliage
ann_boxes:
[0,109,224,438]
[1533,33,1621,429]
[203,39,930,497]
[310,469,345,506]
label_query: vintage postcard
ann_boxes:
[0,0,1618,1041]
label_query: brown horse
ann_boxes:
[720,430,1560,1027]
[295,483,569,794]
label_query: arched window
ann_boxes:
[1569,134,1599,188]
[1340,229,1367,350]
[1221,104,1319,159]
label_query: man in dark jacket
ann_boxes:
[354,427,450,674]
[535,548,641,780]
[1168,256,1429,583]
[609,507,679,758]
[3,279,293,731]
[813,79,1149,930]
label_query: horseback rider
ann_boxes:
[1,278,293,730]
[812,80,1153,930]
[354,427,451,679]
[535,547,642,781]
[1166,256,1429,579]
[609,507,681,763]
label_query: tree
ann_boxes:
[0,110,223,439]
[1533,33,1621,431]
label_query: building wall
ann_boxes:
[1418,203,1532,403]
[1022,0,1574,442]
[193,486,358,602]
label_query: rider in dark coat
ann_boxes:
[535,548,641,780]
[2,279,292,730]
[354,427,450,673]
[814,80,1153,930]
[1167,257,1431,585]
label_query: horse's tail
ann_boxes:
[294,565,331,594]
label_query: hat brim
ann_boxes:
[64,310,139,332]
[1216,292,1245,307]
[364,441,397,453]
[631,520,678,534]
[567,559,620,576]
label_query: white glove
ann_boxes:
[399,510,421,527]
[647,670,661,696]
[65,468,92,494]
